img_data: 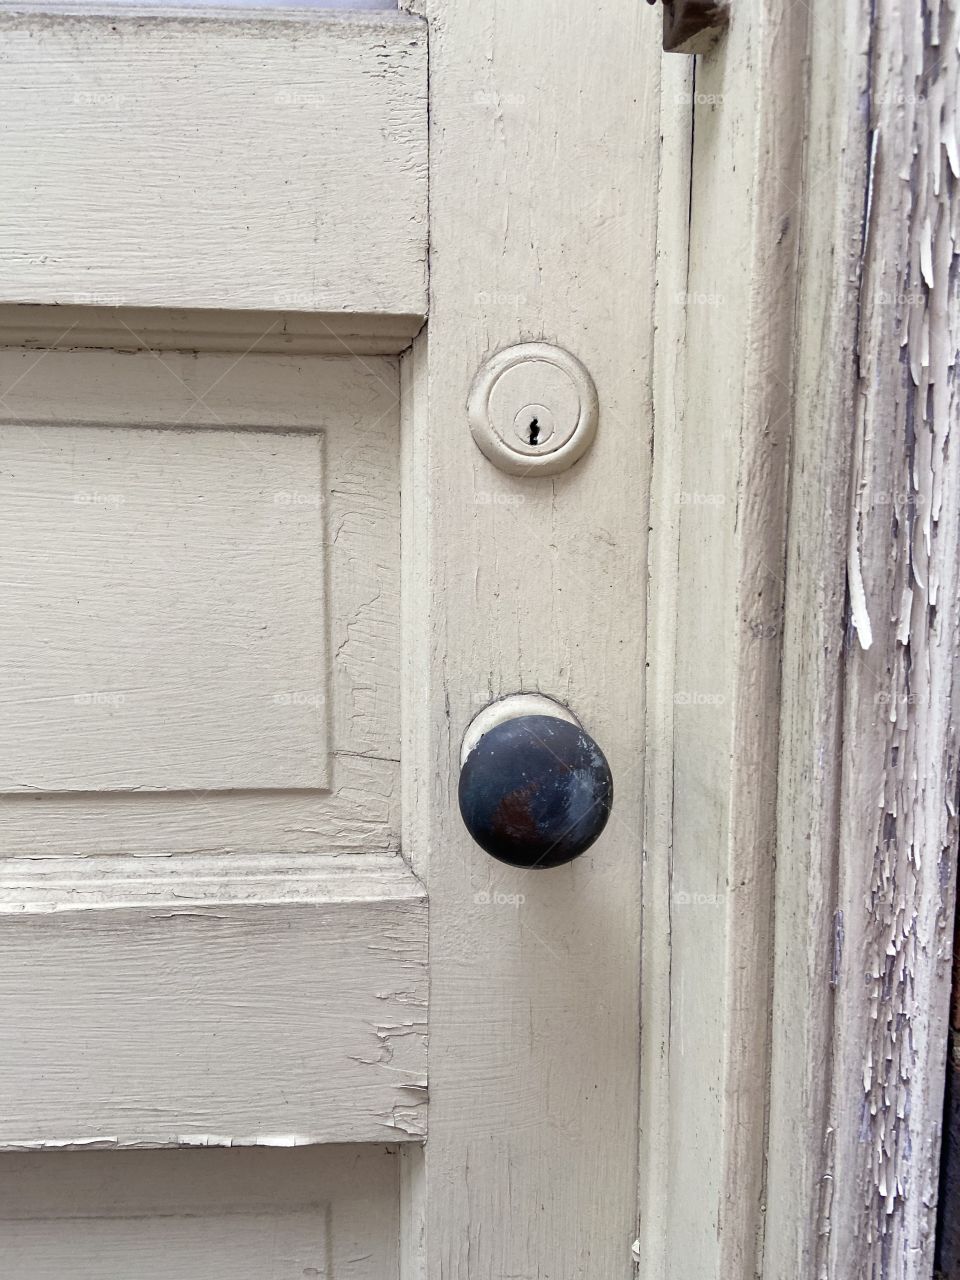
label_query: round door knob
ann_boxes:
[458,694,613,869]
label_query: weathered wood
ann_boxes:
[935,902,960,1275]
[399,0,658,1272]
[767,3,960,1278]
[0,9,427,316]
[0,855,426,1147]
[637,2,805,1276]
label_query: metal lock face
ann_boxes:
[467,342,599,477]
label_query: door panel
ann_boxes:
[0,854,426,1146]
[0,10,427,317]
[3,421,329,793]
[0,348,400,856]
[0,1146,401,1279]
[0,346,424,1147]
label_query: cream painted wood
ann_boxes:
[0,855,426,1147]
[637,49,692,1280]
[637,5,806,1277]
[0,8,426,317]
[0,0,655,1272]
[0,1145,401,1278]
[16,0,955,1275]
[2,422,330,793]
[0,305,425,356]
[640,3,960,1278]
[399,1,657,1274]
[0,347,399,855]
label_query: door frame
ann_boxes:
[641,2,960,1278]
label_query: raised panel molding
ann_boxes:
[0,1145,402,1279]
[0,348,400,856]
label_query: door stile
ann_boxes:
[400,1,660,1273]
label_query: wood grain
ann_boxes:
[0,854,426,1147]
[0,9,427,317]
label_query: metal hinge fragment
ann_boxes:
[646,0,729,54]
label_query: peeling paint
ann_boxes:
[840,1,960,1273]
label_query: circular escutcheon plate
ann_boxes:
[467,342,599,477]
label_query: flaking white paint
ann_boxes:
[767,3,960,1278]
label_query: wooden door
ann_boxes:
[0,2,656,1276]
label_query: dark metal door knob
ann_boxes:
[458,694,613,869]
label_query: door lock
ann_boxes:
[467,343,599,477]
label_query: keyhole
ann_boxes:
[528,417,540,446]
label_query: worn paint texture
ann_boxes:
[766,1,960,1277]
[832,1,960,1275]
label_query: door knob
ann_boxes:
[458,694,613,869]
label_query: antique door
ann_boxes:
[0,1,657,1275]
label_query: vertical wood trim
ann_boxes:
[637,50,693,1280]
[401,2,660,1274]
[642,3,807,1276]
[767,2,960,1277]
[764,3,869,1273]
